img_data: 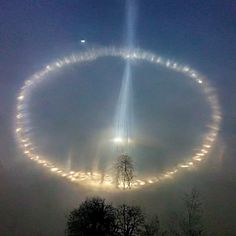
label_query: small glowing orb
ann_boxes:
[18,95,24,100]
[113,137,123,143]
[112,137,133,144]
[80,39,86,44]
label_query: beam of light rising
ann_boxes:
[114,0,137,152]
[125,0,136,49]
[114,61,132,150]
[15,47,222,190]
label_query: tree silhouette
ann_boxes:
[142,215,162,236]
[116,204,145,236]
[66,197,117,236]
[115,154,134,189]
[181,189,204,236]
[65,189,206,236]
[168,189,205,236]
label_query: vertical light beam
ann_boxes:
[114,0,137,152]
[126,0,136,49]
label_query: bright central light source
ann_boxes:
[113,137,123,143]
[112,137,133,144]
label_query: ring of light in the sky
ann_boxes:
[15,47,222,190]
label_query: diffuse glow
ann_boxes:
[15,47,222,190]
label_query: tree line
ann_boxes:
[65,189,204,236]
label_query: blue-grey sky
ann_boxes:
[0,1,236,235]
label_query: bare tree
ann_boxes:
[142,215,162,236]
[116,204,145,236]
[182,189,204,236]
[115,154,134,189]
[167,189,205,236]
[66,199,147,236]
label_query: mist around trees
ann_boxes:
[115,154,134,189]
[65,189,205,236]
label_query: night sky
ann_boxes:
[1,1,236,235]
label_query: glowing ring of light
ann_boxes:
[15,47,221,190]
